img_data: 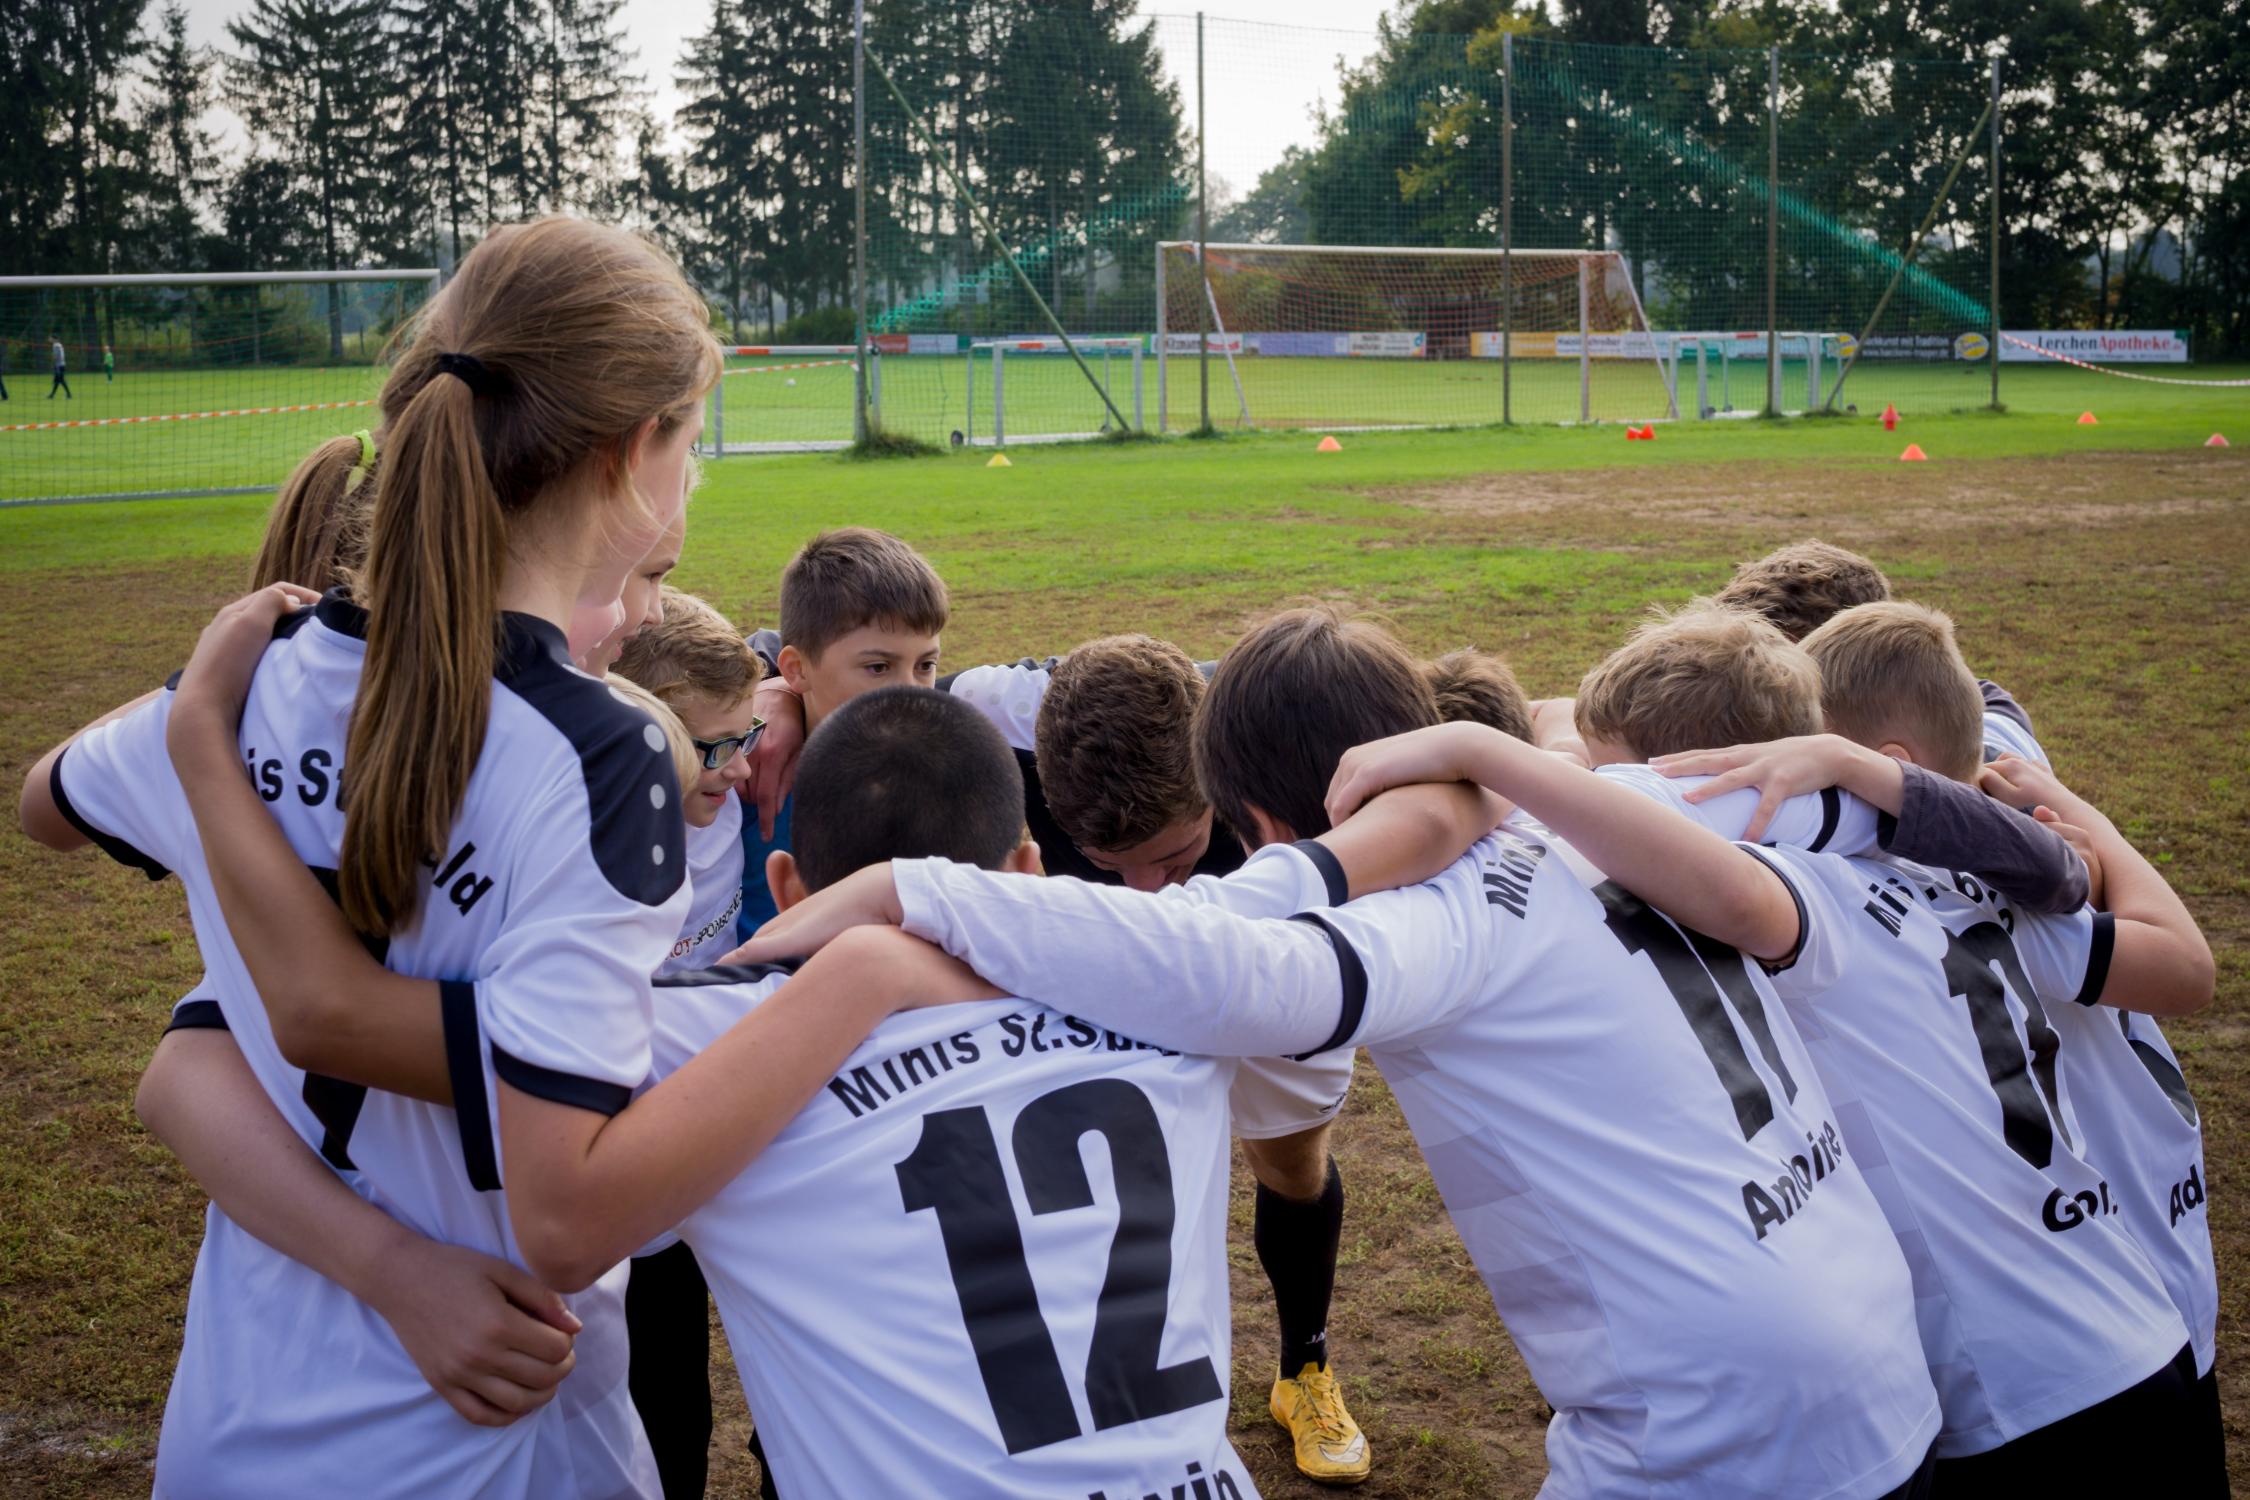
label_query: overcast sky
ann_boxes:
[170,1,1391,190]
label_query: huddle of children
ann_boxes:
[19,217,2220,1500]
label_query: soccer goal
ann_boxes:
[1154,242,1675,433]
[1,269,438,507]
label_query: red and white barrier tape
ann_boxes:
[1998,334,2250,387]
[2,397,376,433]
[721,359,857,377]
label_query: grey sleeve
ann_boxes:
[746,628,783,676]
[1878,763,2088,914]
[1978,678,2036,736]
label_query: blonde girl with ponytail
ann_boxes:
[23,217,747,1498]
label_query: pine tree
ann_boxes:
[676,0,774,335]
[227,0,389,354]
[137,0,221,271]
[388,0,480,265]
[533,0,643,213]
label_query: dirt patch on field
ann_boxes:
[1378,449,2250,541]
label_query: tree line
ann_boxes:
[5,0,2243,353]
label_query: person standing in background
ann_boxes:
[49,337,71,399]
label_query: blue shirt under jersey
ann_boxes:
[734,793,792,943]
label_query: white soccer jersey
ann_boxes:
[942,657,1056,752]
[1982,708,2050,766]
[1755,846,2187,1452]
[643,968,1261,1500]
[663,796,746,976]
[52,593,687,1499]
[1974,709,2217,1373]
[2049,999,2218,1375]
[945,658,1356,1144]
[1595,761,1882,853]
[892,824,1942,1500]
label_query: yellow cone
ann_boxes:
[987,452,1011,467]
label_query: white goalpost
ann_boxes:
[1154,241,1674,432]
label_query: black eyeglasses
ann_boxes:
[690,718,766,770]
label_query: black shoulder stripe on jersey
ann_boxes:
[303,1072,367,1171]
[160,605,318,694]
[653,959,804,988]
[1737,845,1812,974]
[1809,787,1841,852]
[164,999,229,1034]
[315,589,370,637]
[50,747,170,881]
[495,612,684,908]
[1011,655,1061,674]
[274,602,320,640]
[441,980,500,1192]
[492,1046,633,1117]
[1287,912,1367,1060]
[2073,912,2117,1007]
[1292,839,1350,908]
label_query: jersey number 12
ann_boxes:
[896,1077,1222,1453]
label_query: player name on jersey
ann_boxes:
[826,1011,1179,1120]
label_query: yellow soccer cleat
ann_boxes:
[1270,1362,1372,1486]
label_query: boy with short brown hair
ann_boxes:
[1424,647,1533,743]
[737,529,949,943]
[1715,538,1893,642]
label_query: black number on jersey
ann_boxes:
[1940,921,2070,1168]
[896,1078,1221,1454]
[1596,882,1798,1140]
[2122,1011,2200,1126]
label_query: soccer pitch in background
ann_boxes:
[5,355,2245,505]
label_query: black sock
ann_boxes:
[1254,1155,1345,1378]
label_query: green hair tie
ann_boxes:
[343,429,376,494]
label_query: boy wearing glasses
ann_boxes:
[613,587,773,1498]
[617,587,767,978]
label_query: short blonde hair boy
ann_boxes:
[1425,648,1533,743]
[613,587,762,708]
[1800,601,1984,781]
[1575,598,1822,759]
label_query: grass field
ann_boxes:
[9,351,2243,502]
[2,393,2246,1497]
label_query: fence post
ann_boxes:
[1578,257,1591,423]
[1154,242,1167,432]
[1501,30,1514,426]
[1197,11,1210,434]
[1696,340,1709,418]
[1132,344,1145,431]
[1766,44,1780,416]
[1989,55,2002,410]
[851,0,869,445]
[993,343,1006,447]
[870,350,882,427]
[965,342,974,444]
[710,371,725,458]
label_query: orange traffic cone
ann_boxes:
[1624,425,1641,440]
[1640,424,1656,441]
[1899,444,1928,462]
[2206,433,2229,448]
[2077,411,2099,425]
[1881,404,1898,431]
[1316,435,1342,452]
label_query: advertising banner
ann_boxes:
[1256,332,1346,357]
[1159,332,1247,354]
[1346,331,1427,358]
[1999,329,2189,364]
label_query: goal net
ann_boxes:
[1155,243,1673,432]
[1,269,438,506]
